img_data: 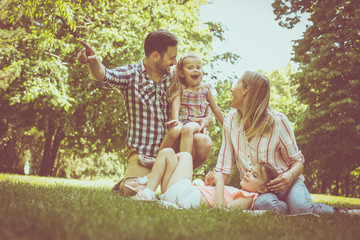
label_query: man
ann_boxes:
[77,30,212,196]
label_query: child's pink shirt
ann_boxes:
[196,185,258,209]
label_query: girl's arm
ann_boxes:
[165,94,181,128]
[226,197,253,210]
[171,94,181,120]
[206,90,224,125]
[213,172,225,207]
[215,112,235,180]
[213,172,252,210]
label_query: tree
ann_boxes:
[272,0,360,196]
[1,0,234,178]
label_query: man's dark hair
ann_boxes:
[144,29,178,57]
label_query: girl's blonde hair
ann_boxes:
[168,53,203,101]
[237,71,274,140]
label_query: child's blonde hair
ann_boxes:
[237,71,274,140]
[168,53,203,102]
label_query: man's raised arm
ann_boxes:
[77,40,106,81]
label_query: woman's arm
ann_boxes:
[206,90,224,125]
[268,113,305,192]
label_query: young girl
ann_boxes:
[138,53,224,167]
[133,148,279,210]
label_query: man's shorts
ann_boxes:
[160,179,201,209]
[113,148,151,196]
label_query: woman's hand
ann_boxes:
[267,161,303,193]
[267,171,296,193]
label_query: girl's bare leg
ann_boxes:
[159,123,183,151]
[164,152,194,192]
[180,122,200,153]
[146,148,178,194]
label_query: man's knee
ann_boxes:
[167,125,182,139]
[193,133,212,156]
[192,134,212,168]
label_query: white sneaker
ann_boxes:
[138,155,156,167]
[132,188,156,201]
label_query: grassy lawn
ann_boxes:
[1,174,359,240]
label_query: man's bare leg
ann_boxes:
[171,132,212,169]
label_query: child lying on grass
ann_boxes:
[129,148,279,209]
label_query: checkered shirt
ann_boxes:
[99,59,172,157]
[179,84,210,123]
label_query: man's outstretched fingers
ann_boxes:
[79,40,92,51]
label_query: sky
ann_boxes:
[200,0,310,77]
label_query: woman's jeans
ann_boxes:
[253,178,335,215]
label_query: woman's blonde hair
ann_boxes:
[237,71,274,140]
[168,53,203,101]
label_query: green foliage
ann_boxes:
[0,0,222,178]
[1,174,360,240]
[266,64,307,127]
[273,0,360,197]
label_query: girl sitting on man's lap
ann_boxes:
[137,53,224,167]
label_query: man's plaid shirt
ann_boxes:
[99,59,173,157]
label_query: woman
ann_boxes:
[213,71,335,215]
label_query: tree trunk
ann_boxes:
[320,179,327,194]
[49,129,65,176]
[332,179,340,196]
[39,120,65,176]
[344,171,349,197]
[39,121,55,176]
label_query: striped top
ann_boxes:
[215,110,305,181]
[196,185,258,209]
[179,84,210,123]
[98,59,172,157]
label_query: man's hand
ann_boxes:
[77,41,97,64]
[164,119,179,128]
[191,115,212,134]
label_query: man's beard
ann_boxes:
[155,58,169,75]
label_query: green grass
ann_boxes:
[1,174,359,240]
